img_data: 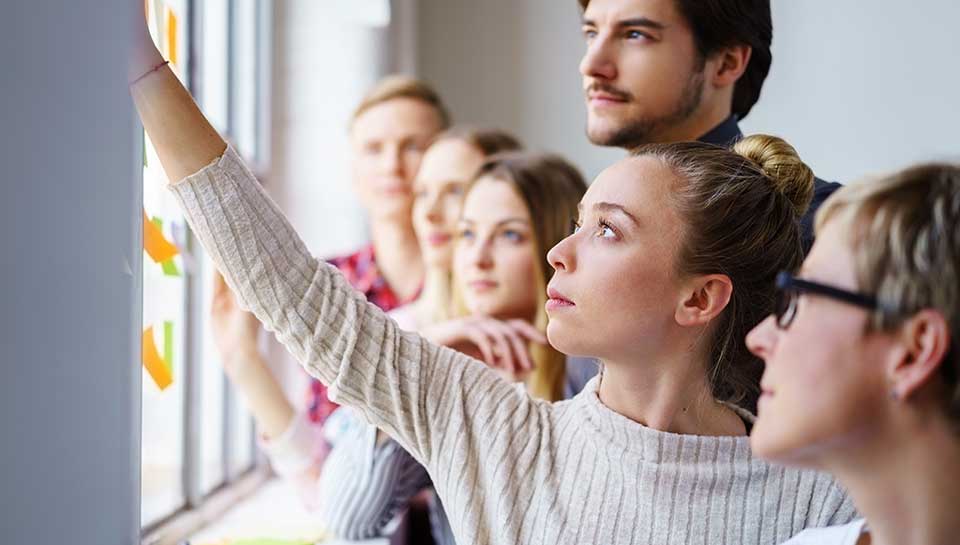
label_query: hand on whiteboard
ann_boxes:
[210,271,262,376]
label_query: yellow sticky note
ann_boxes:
[143,209,179,263]
[142,326,173,390]
[166,6,179,67]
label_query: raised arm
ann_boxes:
[129,8,541,475]
[128,9,225,184]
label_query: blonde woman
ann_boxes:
[130,17,855,544]
[746,164,960,545]
[318,152,587,545]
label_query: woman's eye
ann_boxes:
[597,221,616,238]
[458,228,474,241]
[583,29,598,40]
[403,141,426,154]
[502,230,524,243]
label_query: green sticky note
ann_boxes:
[163,320,174,373]
[151,217,181,276]
[161,258,181,276]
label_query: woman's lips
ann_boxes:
[545,287,575,311]
[427,232,452,246]
[469,279,498,292]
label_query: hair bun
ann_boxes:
[733,134,815,217]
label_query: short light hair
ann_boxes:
[350,75,452,130]
[816,163,960,428]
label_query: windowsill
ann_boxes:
[143,467,271,545]
[184,476,400,545]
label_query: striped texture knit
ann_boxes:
[170,146,857,545]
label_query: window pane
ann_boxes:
[141,0,190,527]
[199,255,226,494]
[200,0,229,131]
[141,137,187,526]
[232,0,259,159]
[228,393,255,478]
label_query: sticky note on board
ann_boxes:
[143,209,179,263]
[150,218,182,276]
[163,321,174,370]
[166,5,179,67]
[161,259,181,276]
[142,326,173,390]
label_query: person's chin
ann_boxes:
[373,199,413,221]
[586,119,627,146]
[750,422,809,467]
[545,320,580,356]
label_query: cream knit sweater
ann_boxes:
[170,147,856,545]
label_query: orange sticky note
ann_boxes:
[143,326,173,390]
[143,209,179,263]
[166,6,179,67]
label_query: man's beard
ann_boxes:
[588,70,705,150]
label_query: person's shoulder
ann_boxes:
[780,519,868,545]
[812,176,843,207]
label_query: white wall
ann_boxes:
[417,0,960,183]
[740,0,960,182]
[417,0,624,180]
[0,1,141,542]
[267,0,418,388]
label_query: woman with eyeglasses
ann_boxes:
[747,163,960,545]
[128,14,857,541]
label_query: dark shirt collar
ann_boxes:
[698,115,743,147]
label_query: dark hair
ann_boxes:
[634,135,814,412]
[578,0,773,120]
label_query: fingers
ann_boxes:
[507,319,548,345]
[496,321,534,374]
[473,319,538,375]
[463,327,496,365]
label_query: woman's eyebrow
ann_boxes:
[579,201,641,227]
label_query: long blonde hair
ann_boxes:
[455,152,587,401]
[413,128,524,327]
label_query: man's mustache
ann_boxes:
[585,82,633,102]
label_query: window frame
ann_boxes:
[141,0,274,541]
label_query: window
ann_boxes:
[140,0,273,537]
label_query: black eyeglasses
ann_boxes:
[774,271,883,329]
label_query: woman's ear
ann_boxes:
[675,274,733,327]
[889,309,952,401]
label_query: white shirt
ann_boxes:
[782,519,868,545]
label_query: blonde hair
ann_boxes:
[456,152,588,401]
[816,163,960,428]
[415,128,524,326]
[349,75,451,130]
[633,135,814,412]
